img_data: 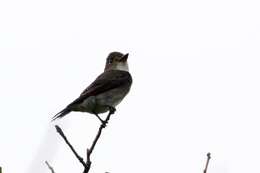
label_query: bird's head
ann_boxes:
[104,52,129,71]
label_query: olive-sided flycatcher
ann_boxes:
[52,52,132,122]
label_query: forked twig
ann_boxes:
[55,109,115,173]
[84,110,114,173]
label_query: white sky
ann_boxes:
[1,0,260,173]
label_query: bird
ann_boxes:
[52,52,132,123]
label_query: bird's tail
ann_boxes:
[52,108,71,121]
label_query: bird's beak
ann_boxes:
[120,53,129,62]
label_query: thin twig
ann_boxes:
[203,152,211,173]
[45,161,55,173]
[55,125,87,168]
[54,109,115,173]
[83,110,114,173]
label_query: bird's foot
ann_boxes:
[108,106,116,115]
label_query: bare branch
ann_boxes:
[55,125,87,168]
[83,110,114,173]
[45,161,55,173]
[54,109,115,173]
[203,152,211,173]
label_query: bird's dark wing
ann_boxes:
[52,70,132,121]
[67,70,131,108]
[81,70,131,96]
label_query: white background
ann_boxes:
[1,0,260,173]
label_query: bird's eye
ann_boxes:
[108,58,113,64]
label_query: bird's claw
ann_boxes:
[108,106,116,114]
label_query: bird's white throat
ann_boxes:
[106,62,129,72]
[116,62,129,71]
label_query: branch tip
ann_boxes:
[55,125,62,133]
[207,153,211,159]
[203,152,211,173]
